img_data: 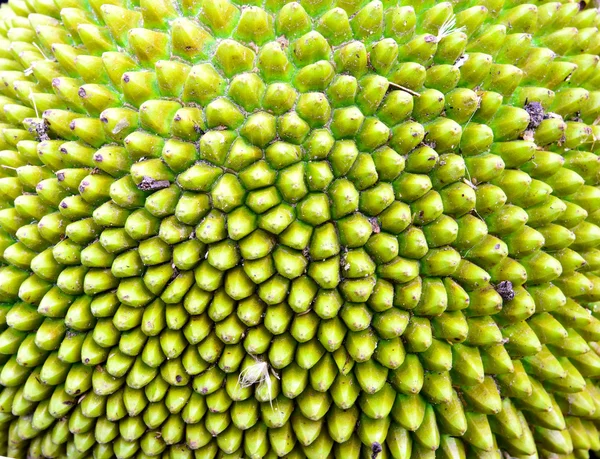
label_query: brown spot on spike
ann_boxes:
[371,442,383,459]
[137,176,171,191]
[369,217,380,233]
[524,101,544,129]
[495,280,515,301]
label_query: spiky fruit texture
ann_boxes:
[1,0,600,458]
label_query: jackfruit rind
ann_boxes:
[0,0,600,458]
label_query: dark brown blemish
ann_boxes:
[524,101,544,130]
[495,280,515,302]
[137,176,171,191]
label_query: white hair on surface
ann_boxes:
[237,357,280,409]
[436,14,466,42]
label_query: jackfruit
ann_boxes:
[0,0,600,458]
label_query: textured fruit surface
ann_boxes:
[1,0,600,458]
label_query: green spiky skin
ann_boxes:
[0,0,600,458]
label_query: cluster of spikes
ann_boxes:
[1,0,600,458]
